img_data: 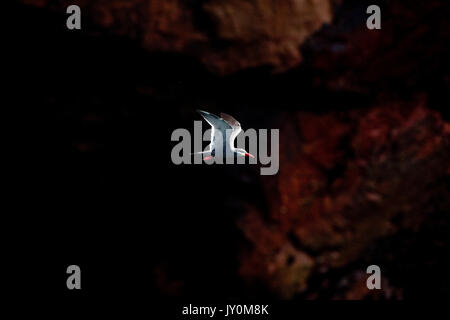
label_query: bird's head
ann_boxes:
[235,148,255,158]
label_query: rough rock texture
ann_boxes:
[15,0,450,300]
[201,0,334,74]
[302,0,450,95]
[238,101,450,299]
[21,0,335,74]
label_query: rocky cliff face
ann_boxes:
[17,0,450,299]
[21,0,336,74]
[239,101,450,299]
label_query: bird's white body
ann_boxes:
[196,110,254,160]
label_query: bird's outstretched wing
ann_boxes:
[220,112,241,130]
[220,112,242,146]
[197,110,232,132]
[198,110,242,152]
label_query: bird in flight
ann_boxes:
[195,110,255,161]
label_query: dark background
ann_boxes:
[6,0,450,307]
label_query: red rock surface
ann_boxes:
[21,0,335,74]
[238,100,450,298]
[15,0,450,299]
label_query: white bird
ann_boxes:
[195,110,255,161]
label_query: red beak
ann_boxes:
[245,153,255,159]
